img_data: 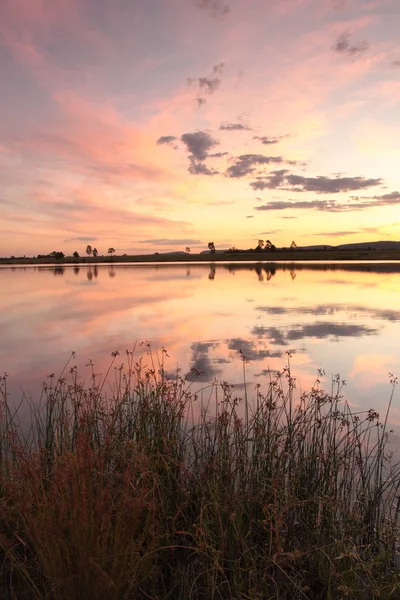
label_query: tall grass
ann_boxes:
[0,348,399,599]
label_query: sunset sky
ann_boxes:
[1,0,400,257]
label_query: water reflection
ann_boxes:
[1,262,399,428]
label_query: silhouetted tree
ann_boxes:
[86,245,93,257]
[265,240,272,249]
[186,247,191,253]
[290,241,297,249]
[93,247,98,257]
[108,248,115,256]
[208,242,216,254]
[49,251,65,259]
[73,251,79,258]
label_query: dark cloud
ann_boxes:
[213,62,225,74]
[189,63,225,106]
[251,172,382,193]
[193,0,230,18]
[188,162,219,176]
[228,338,282,360]
[189,63,225,108]
[64,236,98,243]
[156,135,177,146]
[246,215,254,218]
[185,341,222,382]
[254,189,400,212]
[285,174,380,193]
[181,131,219,161]
[198,77,221,94]
[138,238,203,245]
[253,200,339,211]
[209,151,229,158]
[226,155,284,178]
[250,169,288,190]
[254,307,287,316]
[392,60,400,67]
[371,191,400,201]
[253,136,280,145]
[334,33,369,56]
[220,123,252,131]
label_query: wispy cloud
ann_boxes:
[188,63,225,106]
[255,190,400,212]
[312,230,360,237]
[333,33,370,56]
[253,135,289,145]
[193,0,230,18]
[220,123,252,131]
[64,236,98,243]
[138,239,203,245]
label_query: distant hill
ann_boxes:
[293,245,333,250]
[154,251,188,256]
[333,241,400,250]
[197,241,400,253]
[152,241,400,256]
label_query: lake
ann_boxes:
[1,261,400,431]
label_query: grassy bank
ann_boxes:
[2,248,400,265]
[0,351,399,599]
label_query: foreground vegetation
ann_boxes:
[0,350,400,599]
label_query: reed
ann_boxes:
[0,348,399,599]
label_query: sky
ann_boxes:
[1,0,400,257]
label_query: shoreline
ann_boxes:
[2,248,400,265]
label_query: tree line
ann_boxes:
[37,241,298,260]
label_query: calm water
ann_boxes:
[1,262,400,429]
